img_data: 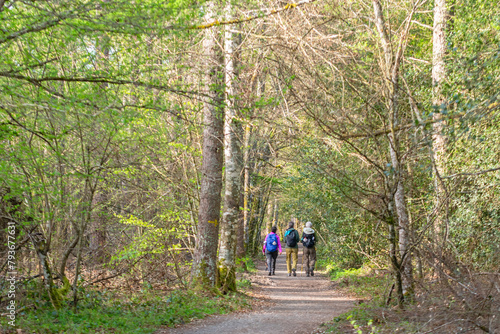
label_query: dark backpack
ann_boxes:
[303,233,315,248]
[285,229,298,247]
[266,233,278,252]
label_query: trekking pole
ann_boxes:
[300,247,304,276]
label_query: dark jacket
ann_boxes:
[284,228,300,248]
[302,227,316,248]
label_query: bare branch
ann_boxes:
[188,0,318,30]
[443,166,500,179]
[0,72,206,98]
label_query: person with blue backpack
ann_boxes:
[262,225,282,276]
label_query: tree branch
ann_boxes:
[188,0,317,30]
[442,166,500,179]
[0,72,206,98]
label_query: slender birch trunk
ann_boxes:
[387,201,404,306]
[243,124,251,252]
[432,0,448,247]
[237,159,245,257]
[191,1,224,290]
[372,0,413,302]
[218,3,243,293]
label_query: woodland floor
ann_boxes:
[157,245,354,334]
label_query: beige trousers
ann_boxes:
[286,247,298,273]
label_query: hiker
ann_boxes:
[284,221,300,276]
[302,221,317,277]
[262,225,282,276]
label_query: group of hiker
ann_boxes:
[262,221,317,277]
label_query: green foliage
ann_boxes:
[347,316,380,334]
[236,278,252,290]
[110,211,192,266]
[328,308,382,334]
[113,215,164,261]
[327,267,392,303]
[280,137,386,271]
[235,256,258,273]
[14,289,251,333]
[441,0,500,270]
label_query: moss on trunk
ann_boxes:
[192,260,221,296]
[218,265,236,294]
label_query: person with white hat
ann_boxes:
[301,221,317,277]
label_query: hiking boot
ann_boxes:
[292,270,296,277]
[306,271,310,277]
[310,269,314,277]
[272,271,275,275]
[268,271,272,276]
[288,272,291,277]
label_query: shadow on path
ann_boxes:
[159,245,353,334]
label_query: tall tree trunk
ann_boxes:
[243,124,251,253]
[237,176,245,257]
[387,201,404,306]
[218,4,243,293]
[431,0,448,247]
[258,174,274,238]
[243,70,266,253]
[233,30,244,258]
[266,197,274,234]
[30,232,66,309]
[191,1,224,290]
[372,0,414,301]
[273,198,278,226]
[248,195,261,254]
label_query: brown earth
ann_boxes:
[158,245,354,334]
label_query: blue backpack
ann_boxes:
[266,233,278,252]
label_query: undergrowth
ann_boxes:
[322,265,499,333]
[2,283,252,334]
[320,265,412,333]
[236,256,258,274]
[328,267,392,302]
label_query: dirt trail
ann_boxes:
[159,245,353,334]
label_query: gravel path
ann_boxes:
[159,246,353,334]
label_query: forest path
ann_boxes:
[159,245,354,334]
